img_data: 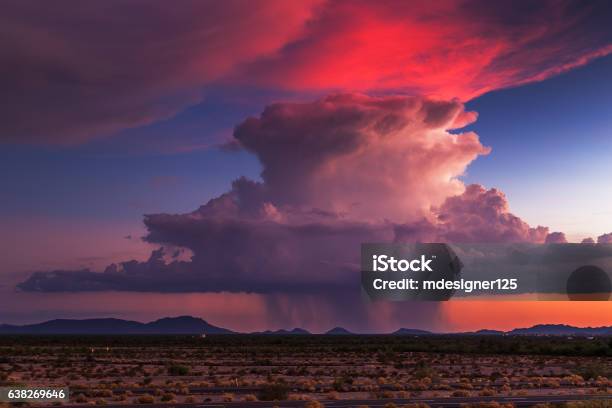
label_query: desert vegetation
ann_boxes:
[0,335,609,405]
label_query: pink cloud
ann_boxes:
[235,94,489,223]
[545,231,568,244]
[597,233,612,243]
[396,185,549,243]
[240,0,612,100]
[20,94,549,297]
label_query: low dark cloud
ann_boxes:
[0,0,318,144]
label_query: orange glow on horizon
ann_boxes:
[442,301,612,332]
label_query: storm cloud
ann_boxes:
[19,94,567,294]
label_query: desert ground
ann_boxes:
[0,335,610,407]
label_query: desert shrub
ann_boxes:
[244,394,258,402]
[479,388,496,396]
[95,399,106,405]
[384,403,398,408]
[562,374,585,386]
[451,390,470,397]
[289,394,312,401]
[167,365,190,376]
[327,391,340,400]
[402,404,430,408]
[185,396,196,403]
[258,384,289,401]
[305,402,325,408]
[413,361,436,380]
[376,390,394,399]
[577,364,608,381]
[543,378,560,388]
[136,394,154,404]
[396,391,411,399]
[74,394,88,403]
[98,390,113,398]
[489,372,503,382]
[460,403,513,408]
[222,393,234,402]
[565,401,612,408]
[161,393,175,402]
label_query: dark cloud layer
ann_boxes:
[0,0,318,144]
[2,0,611,144]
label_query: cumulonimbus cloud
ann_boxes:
[234,94,486,222]
[2,0,611,144]
[19,94,568,293]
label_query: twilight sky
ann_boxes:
[1,0,612,331]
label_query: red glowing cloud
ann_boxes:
[241,0,612,100]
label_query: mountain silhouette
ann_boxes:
[256,328,311,335]
[0,316,233,334]
[471,329,504,335]
[325,327,353,335]
[507,324,612,336]
[1,317,610,336]
[392,328,432,335]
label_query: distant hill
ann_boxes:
[0,316,233,335]
[507,324,612,336]
[1,317,610,336]
[455,329,504,335]
[393,328,432,335]
[325,327,353,335]
[472,329,504,335]
[257,328,311,335]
